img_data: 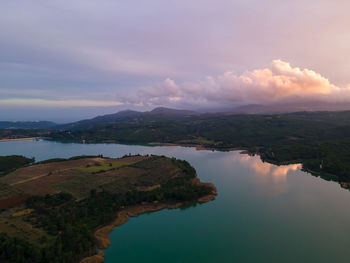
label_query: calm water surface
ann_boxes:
[1,140,350,263]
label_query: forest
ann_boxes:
[0,156,35,176]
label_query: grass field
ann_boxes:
[0,156,150,200]
[54,157,180,199]
[76,160,131,173]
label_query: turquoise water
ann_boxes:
[1,140,350,262]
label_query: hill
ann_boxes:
[0,154,216,263]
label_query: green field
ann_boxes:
[76,160,131,173]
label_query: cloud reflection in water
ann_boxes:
[239,154,302,195]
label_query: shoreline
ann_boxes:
[147,142,350,191]
[148,142,245,152]
[0,137,40,142]
[4,138,346,189]
[301,167,350,188]
[79,183,217,263]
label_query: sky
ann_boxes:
[1,0,350,122]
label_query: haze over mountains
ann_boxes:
[229,101,350,114]
[0,121,56,129]
[3,101,350,129]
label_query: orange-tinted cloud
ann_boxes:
[130,60,349,107]
[234,59,336,101]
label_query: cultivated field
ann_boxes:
[0,155,158,243]
[0,155,153,201]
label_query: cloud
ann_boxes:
[127,60,350,108]
[2,60,350,110]
[0,98,123,108]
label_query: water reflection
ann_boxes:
[239,153,301,195]
[239,154,301,178]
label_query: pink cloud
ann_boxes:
[127,60,348,107]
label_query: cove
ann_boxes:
[1,140,350,263]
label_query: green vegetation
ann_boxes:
[3,111,350,184]
[45,111,350,185]
[0,128,50,140]
[0,155,213,263]
[36,155,103,165]
[0,155,34,176]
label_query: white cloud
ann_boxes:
[2,60,350,110]
[127,60,350,108]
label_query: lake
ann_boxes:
[1,140,350,263]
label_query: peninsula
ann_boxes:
[0,155,216,263]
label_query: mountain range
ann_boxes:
[57,107,200,130]
[3,101,350,130]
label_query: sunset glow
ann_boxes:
[1,1,349,120]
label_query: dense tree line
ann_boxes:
[36,155,103,165]
[262,138,350,182]
[0,155,34,176]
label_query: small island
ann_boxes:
[0,155,216,263]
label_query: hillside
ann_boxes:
[0,155,215,263]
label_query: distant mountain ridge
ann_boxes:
[230,102,350,114]
[0,121,56,129]
[56,103,350,130]
[149,107,198,116]
[4,102,350,130]
[57,107,199,130]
